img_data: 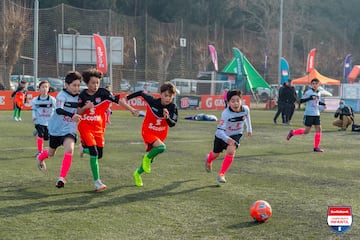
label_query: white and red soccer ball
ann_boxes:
[250,200,272,222]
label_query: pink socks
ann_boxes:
[36,137,44,152]
[219,154,234,175]
[314,132,321,148]
[59,152,73,178]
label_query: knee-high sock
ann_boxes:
[314,132,321,148]
[206,151,217,164]
[147,145,166,160]
[59,152,73,178]
[37,149,49,161]
[13,108,18,118]
[17,109,22,118]
[136,165,145,174]
[293,128,305,135]
[36,137,44,152]
[219,154,234,175]
[90,155,100,181]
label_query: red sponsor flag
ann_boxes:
[208,45,218,72]
[93,34,107,74]
[306,48,317,73]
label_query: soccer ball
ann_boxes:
[250,200,272,222]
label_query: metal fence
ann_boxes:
[1,0,279,93]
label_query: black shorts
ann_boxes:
[35,124,49,140]
[213,134,242,153]
[303,115,321,127]
[49,133,77,149]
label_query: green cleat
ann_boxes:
[133,170,143,187]
[142,154,151,173]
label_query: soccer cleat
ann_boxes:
[37,157,46,172]
[13,117,18,121]
[313,147,324,152]
[286,129,294,141]
[133,170,143,187]
[56,177,65,188]
[217,174,226,183]
[18,117,22,121]
[94,180,107,192]
[142,154,151,173]
[205,155,212,173]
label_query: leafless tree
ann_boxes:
[148,24,179,83]
[0,0,31,89]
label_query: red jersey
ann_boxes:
[78,88,119,135]
[127,91,178,145]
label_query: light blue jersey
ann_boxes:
[302,88,321,116]
[215,105,252,143]
[48,90,79,136]
[31,95,56,126]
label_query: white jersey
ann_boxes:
[48,90,79,136]
[31,95,56,126]
[302,88,322,116]
[215,105,252,143]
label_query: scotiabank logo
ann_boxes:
[181,97,190,108]
[327,206,352,234]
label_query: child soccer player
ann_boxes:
[127,82,178,187]
[78,68,137,192]
[11,80,28,121]
[286,78,326,152]
[31,80,56,156]
[204,89,252,184]
[36,71,82,188]
[104,84,113,124]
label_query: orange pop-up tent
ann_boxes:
[291,69,340,85]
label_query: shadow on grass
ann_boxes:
[227,221,266,229]
[0,180,219,216]
[52,180,220,213]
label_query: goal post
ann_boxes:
[170,78,232,95]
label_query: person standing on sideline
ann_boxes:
[205,89,252,184]
[273,84,284,124]
[11,80,28,121]
[332,99,354,131]
[31,80,56,156]
[77,68,137,192]
[36,71,82,188]
[129,82,178,187]
[286,78,326,152]
[281,80,297,125]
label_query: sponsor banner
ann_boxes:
[0,91,250,111]
[201,95,251,110]
[327,206,352,234]
[306,48,317,73]
[176,95,201,110]
[93,34,107,74]
[0,91,57,110]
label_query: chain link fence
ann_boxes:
[1,1,280,93]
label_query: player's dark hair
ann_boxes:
[38,80,50,88]
[65,71,82,84]
[311,78,320,84]
[227,89,242,101]
[82,68,103,84]
[160,81,176,94]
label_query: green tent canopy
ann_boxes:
[221,57,270,90]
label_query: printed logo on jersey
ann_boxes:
[95,97,101,104]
